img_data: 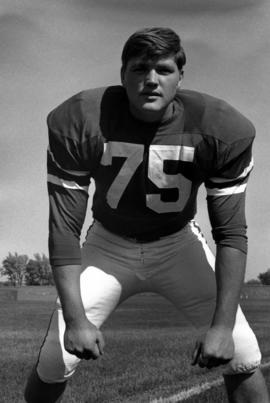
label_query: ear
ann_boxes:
[120,66,125,86]
[177,70,184,88]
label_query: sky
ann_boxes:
[1,0,270,280]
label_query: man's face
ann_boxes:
[121,56,182,122]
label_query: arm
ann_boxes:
[193,137,254,368]
[212,245,246,330]
[47,101,104,359]
[53,265,85,325]
[192,246,246,368]
[48,181,105,360]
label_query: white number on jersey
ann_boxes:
[101,142,144,208]
[147,145,194,213]
[100,141,194,213]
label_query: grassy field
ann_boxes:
[0,287,270,403]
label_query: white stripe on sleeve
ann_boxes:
[209,158,254,185]
[206,183,247,196]
[47,174,89,193]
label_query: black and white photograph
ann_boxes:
[1,1,270,402]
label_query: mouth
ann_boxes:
[141,91,161,97]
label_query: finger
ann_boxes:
[196,354,218,369]
[66,348,77,356]
[211,357,232,367]
[191,342,201,366]
[68,349,85,359]
[206,359,218,369]
[96,331,105,355]
[75,344,101,360]
[198,356,209,368]
[75,351,93,360]
[205,358,220,369]
[65,345,81,357]
[89,344,100,360]
[204,356,232,369]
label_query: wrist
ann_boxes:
[210,319,235,332]
[64,311,88,327]
[212,303,238,330]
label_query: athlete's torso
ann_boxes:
[48,85,255,239]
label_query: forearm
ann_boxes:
[52,264,105,360]
[211,245,246,330]
[53,265,87,325]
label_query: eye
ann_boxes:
[131,65,147,73]
[156,67,173,75]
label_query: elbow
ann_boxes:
[212,225,248,254]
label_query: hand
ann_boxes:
[64,318,105,360]
[191,326,234,369]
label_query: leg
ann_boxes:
[24,367,66,403]
[223,307,269,402]
[149,221,217,327]
[24,222,145,403]
[224,369,269,403]
[150,221,269,403]
[24,305,71,403]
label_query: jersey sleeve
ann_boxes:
[47,96,99,267]
[205,136,254,254]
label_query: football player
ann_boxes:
[24,27,269,402]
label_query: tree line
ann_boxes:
[0,252,54,286]
[1,251,270,287]
[246,270,270,286]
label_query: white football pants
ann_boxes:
[37,220,261,383]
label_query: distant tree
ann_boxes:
[25,259,41,285]
[245,279,261,285]
[258,269,270,285]
[1,252,29,286]
[25,253,54,286]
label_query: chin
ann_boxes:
[141,103,163,112]
[130,101,166,121]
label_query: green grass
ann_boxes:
[0,289,270,402]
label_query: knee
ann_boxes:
[223,358,261,376]
[223,336,261,375]
[224,310,262,376]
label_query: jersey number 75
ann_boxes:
[101,141,194,213]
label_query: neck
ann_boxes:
[129,102,174,123]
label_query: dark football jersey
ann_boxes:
[47,86,255,266]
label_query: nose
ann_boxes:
[145,69,158,86]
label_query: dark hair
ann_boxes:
[121,27,186,72]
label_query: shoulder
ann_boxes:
[47,85,126,141]
[177,89,255,144]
